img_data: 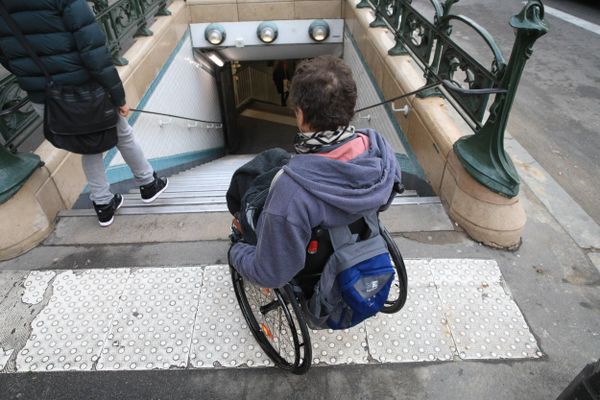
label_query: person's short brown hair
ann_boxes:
[289,55,357,132]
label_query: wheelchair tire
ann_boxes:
[380,226,408,314]
[230,267,312,374]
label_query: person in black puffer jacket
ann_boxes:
[0,0,169,227]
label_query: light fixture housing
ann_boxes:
[257,22,278,44]
[204,23,226,45]
[309,20,330,42]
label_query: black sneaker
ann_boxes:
[93,194,124,227]
[140,172,168,203]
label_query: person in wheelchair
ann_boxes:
[228,55,401,291]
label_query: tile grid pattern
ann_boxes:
[344,29,407,155]
[110,34,225,167]
[4,260,541,373]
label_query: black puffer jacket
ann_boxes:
[0,0,125,106]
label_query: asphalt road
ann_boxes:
[431,0,600,225]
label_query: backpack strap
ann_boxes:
[328,212,381,250]
[309,212,388,318]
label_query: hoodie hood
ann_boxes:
[283,129,401,215]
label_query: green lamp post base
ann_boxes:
[0,147,43,205]
[454,136,520,198]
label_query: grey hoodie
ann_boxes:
[229,129,401,288]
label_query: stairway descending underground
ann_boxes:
[116,154,420,215]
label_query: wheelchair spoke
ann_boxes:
[232,269,311,373]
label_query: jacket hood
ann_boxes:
[283,129,401,215]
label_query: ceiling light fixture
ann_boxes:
[205,23,226,45]
[309,20,330,42]
[257,22,278,44]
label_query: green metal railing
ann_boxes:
[357,0,548,197]
[0,0,172,203]
[0,74,42,153]
[91,0,172,66]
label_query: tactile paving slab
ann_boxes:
[16,269,129,372]
[96,267,203,371]
[366,260,456,363]
[2,260,542,373]
[190,265,270,368]
[22,271,56,305]
[310,326,370,366]
[429,259,542,360]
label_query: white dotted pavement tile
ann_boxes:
[16,269,129,372]
[429,259,543,360]
[311,326,370,366]
[366,286,455,363]
[22,271,56,305]
[4,260,543,373]
[190,265,270,369]
[365,260,456,363]
[97,267,203,371]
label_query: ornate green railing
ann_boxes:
[90,0,172,66]
[0,0,173,203]
[0,74,42,153]
[358,0,548,197]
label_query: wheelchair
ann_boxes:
[229,188,408,374]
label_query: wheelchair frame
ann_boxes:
[230,224,407,374]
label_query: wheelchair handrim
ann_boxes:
[380,226,408,313]
[230,267,311,373]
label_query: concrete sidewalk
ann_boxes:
[0,181,598,399]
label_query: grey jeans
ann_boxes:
[32,103,154,205]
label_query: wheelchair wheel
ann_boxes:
[230,267,312,374]
[381,226,408,313]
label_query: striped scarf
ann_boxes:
[294,126,357,154]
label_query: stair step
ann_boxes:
[120,197,229,208]
[52,199,454,245]
[129,186,231,194]
[239,108,297,127]
[62,196,440,218]
[122,191,227,200]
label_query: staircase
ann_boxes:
[54,155,453,246]
[121,155,252,214]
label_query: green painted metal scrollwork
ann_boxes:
[0,75,42,152]
[92,0,172,65]
[357,0,547,197]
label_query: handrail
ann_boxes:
[440,14,507,75]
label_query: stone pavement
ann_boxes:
[0,260,540,375]
[0,181,598,400]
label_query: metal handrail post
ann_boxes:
[454,0,549,197]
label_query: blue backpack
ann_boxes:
[304,213,395,330]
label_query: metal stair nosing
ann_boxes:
[59,196,442,217]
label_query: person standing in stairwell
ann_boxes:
[0,0,168,226]
[273,60,293,107]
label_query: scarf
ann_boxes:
[294,126,357,154]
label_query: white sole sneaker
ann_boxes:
[141,178,169,203]
[99,216,114,227]
[97,195,124,227]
